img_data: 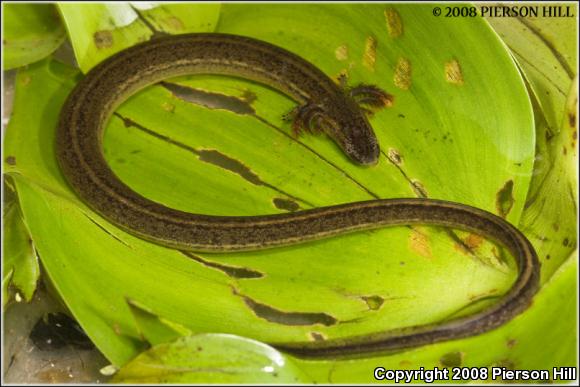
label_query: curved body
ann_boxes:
[56,33,540,358]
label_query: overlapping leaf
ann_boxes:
[2,3,66,69]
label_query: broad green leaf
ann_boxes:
[2,179,39,306]
[5,4,567,381]
[2,3,66,70]
[486,8,578,282]
[292,252,578,383]
[57,3,221,72]
[520,78,578,282]
[112,334,312,384]
[486,4,577,133]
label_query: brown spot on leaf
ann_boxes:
[496,180,514,218]
[464,233,484,249]
[238,291,337,326]
[5,156,16,165]
[387,148,403,165]
[197,149,263,186]
[362,36,377,72]
[569,112,576,129]
[310,332,326,341]
[411,179,428,198]
[394,57,412,90]
[161,81,255,115]
[563,237,570,246]
[163,16,185,31]
[384,8,403,38]
[181,252,263,279]
[507,338,517,348]
[335,44,348,61]
[439,351,464,367]
[93,30,114,48]
[273,198,300,212]
[361,295,385,311]
[240,89,257,104]
[445,59,464,85]
[452,233,473,255]
[409,227,432,258]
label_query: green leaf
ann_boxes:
[2,179,39,306]
[292,251,578,383]
[486,5,577,133]
[486,9,578,282]
[2,3,66,70]
[112,334,312,383]
[57,3,221,72]
[519,78,578,282]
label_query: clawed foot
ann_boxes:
[283,82,393,137]
[348,84,394,111]
[284,103,324,137]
